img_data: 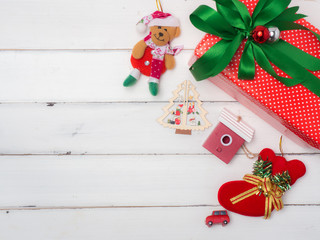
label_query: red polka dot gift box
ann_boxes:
[189,0,320,149]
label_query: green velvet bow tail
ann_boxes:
[190,0,320,97]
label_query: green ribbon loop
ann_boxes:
[189,5,236,40]
[216,0,252,29]
[269,6,306,23]
[253,0,291,27]
[190,0,320,97]
[190,34,244,80]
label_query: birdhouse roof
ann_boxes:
[219,108,255,142]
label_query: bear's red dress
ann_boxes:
[130,47,166,77]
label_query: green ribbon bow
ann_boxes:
[190,0,320,97]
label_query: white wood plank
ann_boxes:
[0,0,206,49]
[0,50,233,102]
[0,206,319,240]
[0,102,318,154]
[0,154,317,207]
[0,0,317,49]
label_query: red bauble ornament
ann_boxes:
[252,26,270,44]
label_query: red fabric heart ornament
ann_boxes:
[218,148,306,218]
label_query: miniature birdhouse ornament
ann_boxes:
[203,108,255,164]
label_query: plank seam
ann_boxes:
[1,204,319,211]
[0,153,318,156]
[0,101,237,104]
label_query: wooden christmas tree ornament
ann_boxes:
[158,80,211,135]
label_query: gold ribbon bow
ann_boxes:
[230,174,284,219]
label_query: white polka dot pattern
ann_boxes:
[194,0,320,149]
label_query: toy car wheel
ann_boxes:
[207,221,213,227]
[222,220,228,225]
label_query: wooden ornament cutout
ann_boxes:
[158,80,211,134]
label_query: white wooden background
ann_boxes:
[0,0,319,239]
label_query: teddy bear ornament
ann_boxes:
[123,10,183,96]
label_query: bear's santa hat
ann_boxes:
[136,11,180,33]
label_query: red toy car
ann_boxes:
[205,210,230,227]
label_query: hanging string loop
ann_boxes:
[156,0,163,12]
[279,136,284,157]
